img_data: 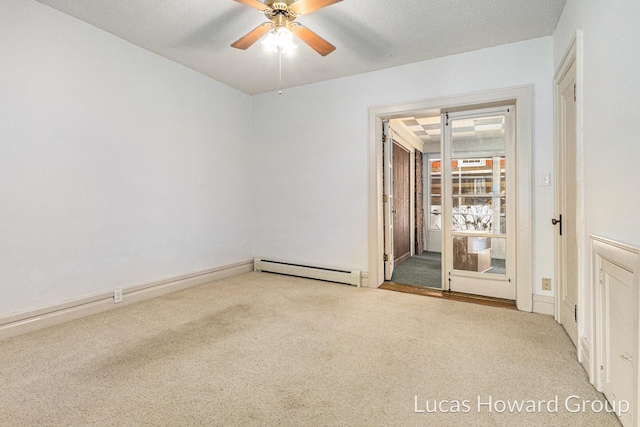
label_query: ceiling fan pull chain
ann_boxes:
[278,48,283,95]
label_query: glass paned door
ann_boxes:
[443,108,515,300]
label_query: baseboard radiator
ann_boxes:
[254,258,361,287]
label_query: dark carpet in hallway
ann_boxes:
[391,251,442,288]
[391,252,506,288]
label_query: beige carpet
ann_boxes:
[0,272,621,426]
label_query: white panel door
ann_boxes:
[383,121,394,280]
[556,59,579,346]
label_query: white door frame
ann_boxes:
[368,85,534,311]
[553,31,588,370]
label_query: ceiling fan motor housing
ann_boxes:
[264,1,299,26]
[264,0,296,7]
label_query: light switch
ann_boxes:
[541,172,551,186]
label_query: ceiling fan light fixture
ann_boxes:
[261,27,297,54]
[261,32,276,51]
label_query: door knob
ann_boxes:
[552,214,562,236]
[392,209,398,214]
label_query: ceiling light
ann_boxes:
[262,27,297,54]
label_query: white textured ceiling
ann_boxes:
[35,0,566,95]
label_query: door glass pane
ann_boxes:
[451,158,505,195]
[488,237,506,275]
[451,157,506,234]
[453,236,491,272]
[452,236,506,275]
[451,115,506,156]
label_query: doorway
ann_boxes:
[383,118,442,288]
[369,86,534,311]
[384,107,516,300]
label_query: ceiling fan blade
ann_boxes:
[231,23,273,50]
[290,24,336,56]
[289,0,342,15]
[232,0,268,11]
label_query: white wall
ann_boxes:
[0,1,566,318]
[0,0,254,317]
[554,0,640,248]
[252,37,555,293]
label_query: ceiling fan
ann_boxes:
[231,0,342,56]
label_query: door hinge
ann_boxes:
[382,133,387,143]
[383,194,388,203]
[383,254,389,262]
[599,269,604,284]
[445,112,449,126]
[574,305,577,322]
[600,365,604,383]
[573,83,577,102]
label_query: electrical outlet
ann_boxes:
[542,278,552,291]
[114,289,123,303]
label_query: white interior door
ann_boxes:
[383,121,394,280]
[442,107,516,300]
[555,59,579,346]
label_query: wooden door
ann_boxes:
[556,59,579,347]
[393,142,411,265]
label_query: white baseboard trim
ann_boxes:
[361,272,370,288]
[532,294,554,315]
[0,260,254,341]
